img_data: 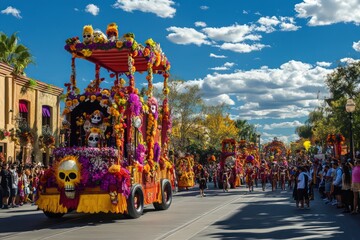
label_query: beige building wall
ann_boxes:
[0,62,63,165]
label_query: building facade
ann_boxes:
[0,62,63,166]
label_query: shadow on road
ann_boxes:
[205,188,360,240]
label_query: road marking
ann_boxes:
[155,192,256,240]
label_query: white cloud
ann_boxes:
[200,6,209,10]
[203,94,235,106]
[113,0,176,18]
[316,61,332,67]
[188,60,335,119]
[202,24,260,43]
[263,121,304,130]
[1,6,21,19]
[295,0,360,26]
[240,102,259,110]
[74,8,79,11]
[166,27,211,46]
[220,42,269,53]
[85,4,99,16]
[258,16,280,27]
[243,10,248,14]
[209,62,235,71]
[279,17,300,31]
[258,132,299,144]
[210,53,227,58]
[195,21,207,27]
[340,58,360,64]
[256,16,300,33]
[353,41,360,52]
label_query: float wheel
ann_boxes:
[126,184,144,219]
[153,179,173,210]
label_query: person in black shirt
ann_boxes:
[0,163,12,209]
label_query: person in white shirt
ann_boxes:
[297,166,312,209]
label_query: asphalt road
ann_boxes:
[0,183,359,240]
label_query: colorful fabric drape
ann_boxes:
[19,101,28,113]
[42,106,51,117]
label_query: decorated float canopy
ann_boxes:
[61,23,172,165]
[65,23,170,74]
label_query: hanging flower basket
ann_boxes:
[0,129,10,140]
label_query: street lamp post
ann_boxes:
[346,98,356,161]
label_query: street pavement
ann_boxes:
[0,183,359,240]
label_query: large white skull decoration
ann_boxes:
[57,158,80,199]
[88,132,100,147]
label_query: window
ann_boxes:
[19,100,29,124]
[42,105,52,132]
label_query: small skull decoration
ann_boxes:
[91,111,102,124]
[148,97,158,120]
[82,25,94,45]
[83,110,107,137]
[55,156,81,199]
[87,128,102,147]
[93,29,108,43]
[106,22,118,42]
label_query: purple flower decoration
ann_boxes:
[136,144,146,164]
[154,143,161,163]
[128,93,142,116]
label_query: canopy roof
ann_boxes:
[68,48,167,74]
[64,35,170,74]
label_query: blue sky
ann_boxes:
[1,0,360,144]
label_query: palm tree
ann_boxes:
[235,119,256,141]
[0,32,34,75]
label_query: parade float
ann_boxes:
[175,155,195,189]
[263,137,288,165]
[218,139,239,188]
[263,137,288,190]
[36,23,175,219]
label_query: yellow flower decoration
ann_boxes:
[65,100,72,107]
[109,164,121,173]
[81,49,92,57]
[101,89,110,96]
[79,96,86,102]
[145,38,156,47]
[116,41,123,48]
[119,99,127,105]
[62,108,70,115]
[143,48,150,57]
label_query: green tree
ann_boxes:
[0,32,35,74]
[165,78,203,152]
[202,104,238,149]
[235,119,257,141]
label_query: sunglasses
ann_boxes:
[83,34,91,38]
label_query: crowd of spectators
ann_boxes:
[292,155,360,214]
[0,161,44,209]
